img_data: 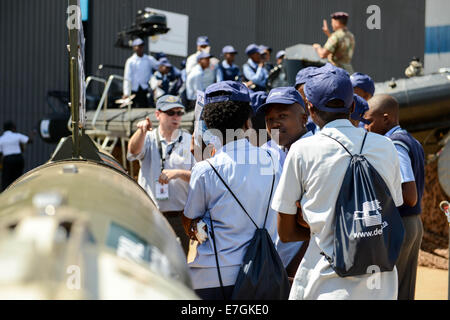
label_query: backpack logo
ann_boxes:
[352,200,387,239]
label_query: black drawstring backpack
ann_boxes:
[321,132,405,277]
[206,158,290,300]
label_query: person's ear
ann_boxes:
[307,102,314,116]
[244,118,253,131]
[301,113,308,128]
[349,101,355,114]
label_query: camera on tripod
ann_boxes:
[115,8,170,48]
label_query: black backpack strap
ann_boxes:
[321,132,369,156]
[263,152,276,229]
[205,152,275,299]
[206,160,259,228]
[359,131,368,154]
[208,210,226,299]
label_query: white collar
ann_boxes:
[158,127,181,144]
[322,119,354,129]
[385,125,401,138]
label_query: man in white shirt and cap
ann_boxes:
[127,95,195,254]
[123,38,158,108]
[272,68,403,300]
[0,121,32,191]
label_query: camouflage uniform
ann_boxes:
[324,28,355,74]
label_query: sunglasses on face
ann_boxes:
[163,110,185,117]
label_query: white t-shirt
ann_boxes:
[271,119,403,300]
[0,131,29,156]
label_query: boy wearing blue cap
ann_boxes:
[295,66,319,134]
[186,36,219,76]
[249,91,268,141]
[242,44,268,92]
[271,70,403,300]
[186,52,217,110]
[183,81,280,300]
[351,72,375,101]
[364,94,425,300]
[216,45,240,82]
[350,93,370,127]
[256,87,310,279]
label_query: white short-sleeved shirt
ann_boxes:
[261,135,309,267]
[0,131,29,156]
[127,128,195,212]
[385,125,415,183]
[123,53,158,96]
[184,138,281,289]
[186,64,216,101]
[271,119,403,300]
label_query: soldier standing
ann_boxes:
[313,12,355,74]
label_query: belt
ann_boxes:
[162,210,183,217]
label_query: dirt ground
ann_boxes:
[415,266,448,300]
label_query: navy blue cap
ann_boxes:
[259,45,272,53]
[351,94,370,124]
[205,81,251,104]
[249,91,268,113]
[245,44,261,56]
[196,36,210,46]
[158,57,172,68]
[295,66,318,87]
[156,95,185,111]
[319,63,350,77]
[155,52,166,60]
[257,87,305,114]
[304,69,354,112]
[197,51,212,62]
[350,72,375,96]
[222,45,237,55]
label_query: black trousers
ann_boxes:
[132,86,154,108]
[1,154,24,191]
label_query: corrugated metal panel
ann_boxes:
[255,0,425,81]
[1,0,425,171]
[1,0,69,172]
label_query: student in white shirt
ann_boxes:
[185,36,219,76]
[186,52,216,109]
[0,121,31,191]
[183,81,280,300]
[123,38,158,108]
[272,68,403,300]
[255,87,310,278]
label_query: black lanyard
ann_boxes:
[155,130,183,172]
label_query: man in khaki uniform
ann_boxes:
[313,12,355,74]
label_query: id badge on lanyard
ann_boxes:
[155,180,169,200]
[155,131,183,200]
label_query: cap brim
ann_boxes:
[158,103,185,111]
[257,98,299,113]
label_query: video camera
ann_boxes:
[115,8,170,48]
